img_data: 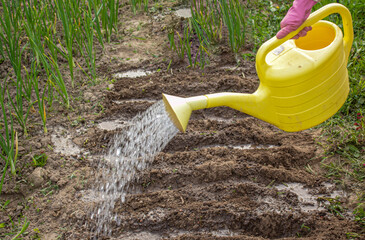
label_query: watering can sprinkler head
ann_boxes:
[162,94,193,132]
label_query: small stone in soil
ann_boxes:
[28,167,46,188]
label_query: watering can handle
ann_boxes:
[256,3,353,72]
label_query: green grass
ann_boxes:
[32,153,48,168]
[310,0,364,230]
[219,0,246,53]
[168,18,210,68]
[0,80,18,194]
[0,5,120,238]
[130,0,149,14]
[191,0,222,45]
[314,0,365,185]
[0,215,29,240]
[0,0,120,197]
[169,0,247,67]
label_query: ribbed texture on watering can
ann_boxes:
[256,20,349,132]
[270,49,345,100]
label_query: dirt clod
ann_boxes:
[28,167,47,188]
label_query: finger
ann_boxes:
[304,26,312,33]
[304,26,312,32]
[276,25,298,39]
[292,30,307,40]
[297,29,308,37]
[296,26,313,38]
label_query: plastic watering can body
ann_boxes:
[254,3,354,131]
[162,3,354,133]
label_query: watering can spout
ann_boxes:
[162,94,206,132]
[163,92,267,132]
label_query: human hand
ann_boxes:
[276,0,318,39]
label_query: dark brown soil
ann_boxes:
[0,2,362,240]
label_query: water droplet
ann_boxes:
[89,101,178,236]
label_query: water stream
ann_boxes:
[90,101,179,237]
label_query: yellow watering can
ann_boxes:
[162,3,354,132]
